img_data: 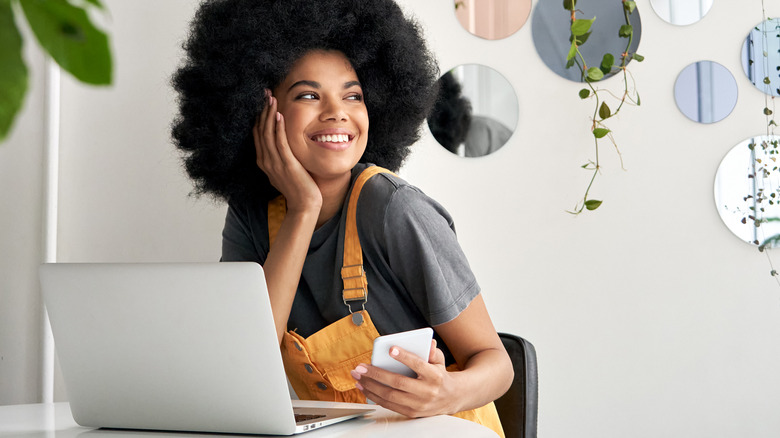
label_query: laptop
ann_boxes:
[40,262,374,435]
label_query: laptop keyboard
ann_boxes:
[295,413,326,423]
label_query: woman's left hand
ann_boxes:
[350,340,460,418]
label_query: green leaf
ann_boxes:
[619,24,633,38]
[81,0,104,9]
[20,0,112,85]
[571,18,595,37]
[593,128,610,138]
[0,2,29,142]
[586,67,604,81]
[633,53,645,62]
[565,57,575,69]
[600,53,614,74]
[624,0,637,13]
[563,0,576,11]
[578,88,590,99]
[566,40,577,61]
[636,91,641,105]
[577,31,592,46]
[764,77,772,84]
[599,101,611,119]
[765,107,774,116]
[584,199,603,210]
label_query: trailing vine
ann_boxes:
[564,0,643,214]
[753,0,780,285]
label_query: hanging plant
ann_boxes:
[752,0,780,285]
[0,0,112,143]
[564,0,643,214]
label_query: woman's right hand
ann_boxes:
[254,89,322,214]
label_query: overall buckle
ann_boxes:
[342,264,368,325]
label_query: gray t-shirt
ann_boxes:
[221,164,480,363]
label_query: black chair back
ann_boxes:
[494,333,538,438]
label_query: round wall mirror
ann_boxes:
[741,18,780,97]
[531,0,642,82]
[714,135,780,248]
[649,0,713,26]
[454,0,532,40]
[674,61,737,124]
[427,64,518,158]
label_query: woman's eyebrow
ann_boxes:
[288,80,362,92]
[288,80,320,91]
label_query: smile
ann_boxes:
[311,134,351,143]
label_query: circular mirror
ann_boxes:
[454,0,532,40]
[427,64,518,157]
[741,18,780,97]
[531,0,642,82]
[649,0,713,26]
[714,135,780,248]
[674,61,738,124]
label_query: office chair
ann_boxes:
[495,333,538,438]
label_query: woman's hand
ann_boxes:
[351,296,514,418]
[350,340,460,418]
[254,89,322,213]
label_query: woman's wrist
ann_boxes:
[285,198,322,222]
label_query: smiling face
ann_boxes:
[272,50,369,183]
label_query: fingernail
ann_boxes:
[350,370,362,380]
[390,347,399,357]
[355,382,364,391]
[276,112,281,122]
[355,365,368,374]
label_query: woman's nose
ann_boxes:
[320,99,348,122]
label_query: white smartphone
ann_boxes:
[370,327,434,377]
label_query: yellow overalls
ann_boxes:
[268,166,504,437]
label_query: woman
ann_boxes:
[172,0,513,435]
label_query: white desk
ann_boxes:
[0,402,499,438]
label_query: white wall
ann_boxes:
[57,0,224,264]
[0,12,46,405]
[2,0,779,437]
[403,2,780,437]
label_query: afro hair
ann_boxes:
[171,0,440,203]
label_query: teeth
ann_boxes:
[314,134,349,143]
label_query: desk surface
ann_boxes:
[0,402,499,438]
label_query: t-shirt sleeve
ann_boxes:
[221,201,266,264]
[381,185,480,326]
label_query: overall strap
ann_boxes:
[341,166,394,309]
[266,166,396,308]
[267,195,287,248]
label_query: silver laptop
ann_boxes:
[40,262,373,435]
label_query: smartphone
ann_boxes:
[370,327,434,377]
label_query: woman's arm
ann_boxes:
[262,207,319,344]
[254,91,322,344]
[351,294,513,417]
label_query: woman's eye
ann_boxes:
[297,92,318,100]
[346,93,363,102]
